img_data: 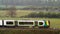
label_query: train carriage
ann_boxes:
[38,20,50,28]
[4,20,15,27]
[0,20,50,28]
[17,20,35,28]
[0,20,3,27]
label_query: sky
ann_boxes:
[0,0,60,6]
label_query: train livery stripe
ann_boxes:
[44,20,49,27]
[46,21,49,26]
[44,21,47,26]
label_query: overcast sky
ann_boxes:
[0,0,60,6]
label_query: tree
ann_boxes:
[7,6,16,17]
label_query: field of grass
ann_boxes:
[0,10,60,29]
[0,28,59,34]
[0,10,60,34]
[0,10,33,17]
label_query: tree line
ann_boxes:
[22,12,60,18]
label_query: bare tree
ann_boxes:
[8,6,16,17]
[4,0,16,17]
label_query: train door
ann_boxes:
[35,21,38,28]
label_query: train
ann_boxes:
[0,20,50,28]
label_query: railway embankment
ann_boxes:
[0,28,60,34]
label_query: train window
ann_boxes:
[6,21,13,24]
[39,22,43,25]
[19,22,33,25]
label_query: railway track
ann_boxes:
[0,27,59,31]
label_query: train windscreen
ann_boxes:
[39,22,43,25]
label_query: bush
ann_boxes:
[23,12,60,18]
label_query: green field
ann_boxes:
[0,10,33,17]
[0,10,60,28]
[0,10,60,34]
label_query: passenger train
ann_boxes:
[0,20,50,28]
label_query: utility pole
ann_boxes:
[6,0,8,9]
[2,0,3,5]
[9,0,16,17]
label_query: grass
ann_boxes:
[0,10,33,17]
[0,10,60,34]
[0,29,59,34]
[0,10,60,28]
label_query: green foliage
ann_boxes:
[26,12,38,18]
[24,12,60,18]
